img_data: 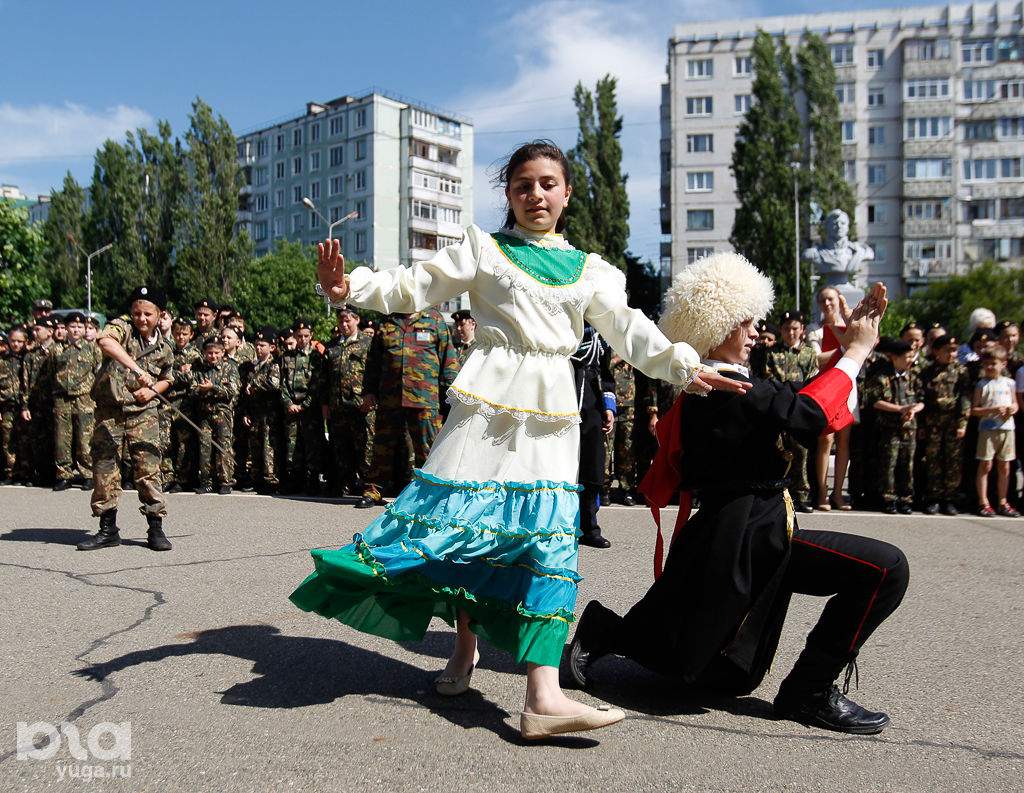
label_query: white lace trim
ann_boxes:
[446,386,580,437]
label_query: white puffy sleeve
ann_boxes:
[583,255,700,386]
[345,225,484,314]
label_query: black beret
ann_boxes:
[86,314,101,326]
[972,328,996,344]
[255,326,278,343]
[293,318,313,331]
[900,321,921,335]
[194,298,218,311]
[129,285,167,311]
[875,336,896,353]
[931,334,957,350]
[887,339,913,354]
[779,310,805,325]
[64,311,86,324]
[36,317,58,329]
[202,335,225,349]
[757,320,779,337]
[452,310,474,322]
[994,320,1017,333]
[335,304,359,316]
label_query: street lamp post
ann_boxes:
[65,234,113,316]
[790,161,801,312]
[301,197,357,241]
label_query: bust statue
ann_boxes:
[802,209,871,305]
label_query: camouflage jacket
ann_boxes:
[865,360,922,431]
[235,341,257,366]
[280,345,323,410]
[24,343,55,409]
[91,316,174,414]
[189,358,240,413]
[453,339,476,369]
[323,333,372,411]
[918,359,971,431]
[610,355,635,410]
[43,338,102,399]
[765,343,818,384]
[167,344,204,402]
[247,357,282,415]
[364,310,458,410]
[0,351,23,408]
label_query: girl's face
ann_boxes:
[817,288,840,316]
[8,331,27,354]
[505,157,571,234]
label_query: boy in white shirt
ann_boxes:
[973,346,1019,516]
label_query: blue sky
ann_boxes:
[2,0,939,263]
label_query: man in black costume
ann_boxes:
[569,253,909,734]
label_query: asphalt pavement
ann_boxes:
[1,484,1022,792]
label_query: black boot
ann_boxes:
[774,685,890,734]
[146,515,172,551]
[567,600,619,687]
[78,510,121,551]
[579,486,611,548]
[53,479,72,491]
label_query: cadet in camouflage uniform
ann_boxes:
[162,318,203,492]
[222,326,253,489]
[605,353,637,504]
[0,326,28,484]
[190,335,240,494]
[23,317,58,486]
[193,298,219,350]
[918,334,971,515]
[280,318,325,495]
[247,328,283,492]
[323,307,374,496]
[78,286,174,552]
[46,312,101,490]
[357,309,458,507]
[451,309,477,368]
[866,339,924,514]
[764,310,818,512]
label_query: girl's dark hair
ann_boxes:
[497,140,572,233]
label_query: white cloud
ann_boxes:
[0,102,154,163]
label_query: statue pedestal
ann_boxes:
[832,282,865,307]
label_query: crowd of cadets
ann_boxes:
[4,292,1023,519]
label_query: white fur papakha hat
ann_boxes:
[658,251,775,358]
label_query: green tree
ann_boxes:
[0,199,47,322]
[40,172,88,307]
[233,240,324,331]
[797,32,857,236]
[625,254,663,318]
[565,75,630,270]
[171,97,253,307]
[731,30,802,307]
[899,261,1024,336]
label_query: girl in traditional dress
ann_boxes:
[290,141,744,740]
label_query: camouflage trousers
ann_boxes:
[0,405,16,478]
[197,406,235,487]
[27,403,55,484]
[368,406,441,494]
[329,406,373,491]
[920,415,964,502]
[878,425,916,505]
[90,404,166,517]
[11,410,34,480]
[284,409,326,482]
[53,394,94,479]
[604,408,636,491]
[782,433,810,500]
[164,401,197,486]
[248,408,282,486]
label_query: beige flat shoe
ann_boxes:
[520,705,626,740]
[435,649,480,696]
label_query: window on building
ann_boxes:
[439,206,461,224]
[687,58,713,78]
[329,117,343,136]
[868,126,885,146]
[734,56,752,76]
[354,231,367,252]
[256,167,268,185]
[292,213,302,233]
[734,94,751,114]
[257,139,268,158]
[354,171,366,190]
[1001,197,1024,218]
[411,231,438,250]
[310,151,320,170]
[354,200,365,220]
[293,156,302,175]
[329,206,346,223]
[867,204,886,224]
[1002,117,1024,138]
[841,121,856,143]
[686,171,714,192]
[355,139,367,160]
[998,37,1023,62]
[867,164,886,185]
[310,124,320,142]
[905,200,949,219]
[685,96,713,116]
[438,118,461,137]
[276,134,285,152]
[275,162,285,180]
[310,212,319,229]
[964,121,997,140]
[686,134,713,152]
[871,242,886,263]
[835,83,856,104]
[438,147,458,165]
[329,146,344,167]
[904,158,952,179]
[329,176,344,196]
[907,38,950,61]
[275,189,285,208]
[1002,157,1024,178]
[293,129,302,147]
[254,194,268,212]
[254,221,268,241]
[687,247,714,263]
[844,160,857,182]
[964,199,996,221]
[904,117,952,139]
[962,38,995,63]
[905,79,950,99]
[310,181,320,200]
[964,79,997,101]
[829,44,854,65]
[963,159,998,180]
[905,240,952,260]
[411,199,436,220]
[273,217,284,237]
[355,109,366,128]
[439,176,461,195]
[687,209,714,230]
[868,89,885,107]
[412,140,430,159]
[866,49,885,69]
[1001,80,1024,99]
[293,185,303,203]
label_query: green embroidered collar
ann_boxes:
[491,232,587,287]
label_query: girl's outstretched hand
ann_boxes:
[831,282,888,352]
[686,369,752,395]
[317,238,350,304]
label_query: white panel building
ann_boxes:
[663,2,1024,297]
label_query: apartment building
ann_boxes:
[237,92,474,277]
[663,2,1024,296]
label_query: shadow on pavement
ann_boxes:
[0,527,157,549]
[71,623,600,747]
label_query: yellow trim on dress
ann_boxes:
[412,469,575,494]
[448,385,579,418]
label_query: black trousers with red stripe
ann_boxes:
[777,528,910,696]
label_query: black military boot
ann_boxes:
[77,510,121,551]
[567,600,620,688]
[53,479,72,491]
[146,515,172,551]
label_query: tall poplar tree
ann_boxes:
[41,172,88,307]
[565,75,630,271]
[730,30,802,307]
[0,199,47,321]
